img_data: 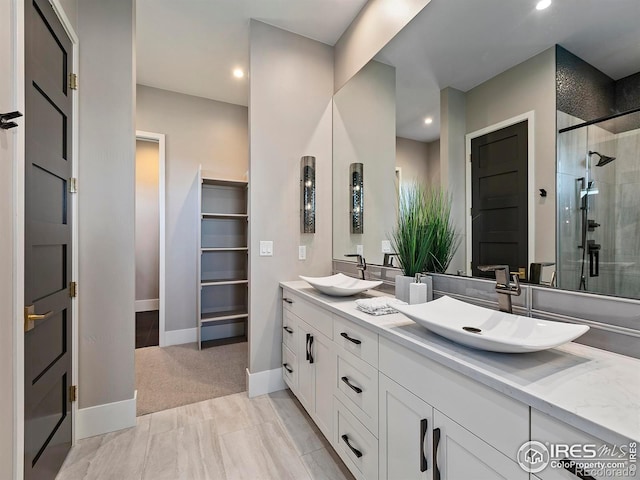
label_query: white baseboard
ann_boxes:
[246,367,286,398]
[164,327,197,346]
[76,390,137,440]
[135,299,159,312]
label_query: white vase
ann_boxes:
[395,274,434,303]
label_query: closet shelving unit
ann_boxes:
[197,168,249,349]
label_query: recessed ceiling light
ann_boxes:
[233,68,244,79]
[424,117,433,125]
[536,0,551,10]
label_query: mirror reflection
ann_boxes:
[332,0,640,300]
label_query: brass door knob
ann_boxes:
[24,305,53,332]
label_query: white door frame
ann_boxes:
[135,131,167,347]
[464,111,536,275]
[11,0,79,477]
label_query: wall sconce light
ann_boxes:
[350,162,364,234]
[300,156,316,233]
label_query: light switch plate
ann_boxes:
[356,244,364,256]
[260,241,273,256]
[381,240,392,253]
[298,245,306,260]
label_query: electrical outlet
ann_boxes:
[356,244,364,256]
[381,240,392,253]
[298,245,306,260]
[259,241,273,256]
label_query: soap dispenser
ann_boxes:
[409,274,427,305]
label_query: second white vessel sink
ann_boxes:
[392,295,589,353]
[299,273,382,297]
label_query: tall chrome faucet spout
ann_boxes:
[478,265,521,313]
[345,254,367,280]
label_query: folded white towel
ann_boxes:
[355,297,406,316]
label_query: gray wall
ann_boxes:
[0,1,16,475]
[135,140,160,302]
[466,47,557,264]
[58,0,78,32]
[249,21,334,374]
[396,136,430,187]
[136,85,249,332]
[77,0,136,409]
[427,140,440,187]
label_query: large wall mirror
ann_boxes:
[333,0,640,300]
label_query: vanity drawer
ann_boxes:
[282,290,333,340]
[335,347,378,436]
[531,410,621,480]
[334,398,378,480]
[379,337,529,459]
[282,309,297,351]
[282,344,297,391]
[334,314,379,368]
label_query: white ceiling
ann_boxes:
[136,0,368,106]
[375,0,640,142]
[137,0,640,142]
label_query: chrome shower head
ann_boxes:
[589,151,616,167]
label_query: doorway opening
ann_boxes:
[135,131,166,348]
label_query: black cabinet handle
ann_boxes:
[420,418,428,472]
[340,332,362,345]
[341,376,363,394]
[283,297,293,304]
[341,434,363,458]
[433,427,441,480]
[283,326,293,334]
[305,333,310,361]
[308,335,314,364]
[563,459,596,480]
[282,363,293,373]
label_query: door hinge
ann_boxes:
[69,281,77,298]
[69,385,77,402]
[69,177,77,193]
[69,73,78,90]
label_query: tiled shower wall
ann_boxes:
[333,260,640,359]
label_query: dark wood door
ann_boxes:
[471,120,528,279]
[24,0,73,478]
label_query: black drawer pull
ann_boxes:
[420,418,428,472]
[433,427,441,480]
[341,376,363,394]
[340,332,362,345]
[283,297,293,304]
[341,434,363,458]
[282,363,293,373]
[563,459,596,480]
[283,326,293,334]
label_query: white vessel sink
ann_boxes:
[392,295,589,353]
[299,273,382,297]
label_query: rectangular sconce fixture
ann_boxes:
[350,162,364,234]
[300,156,316,233]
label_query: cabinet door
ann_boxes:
[312,330,334,439]
[296,320,315,414]
[379,374,433,480]
[433,410,528,480]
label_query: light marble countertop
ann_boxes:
[281,281,640,445]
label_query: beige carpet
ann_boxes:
[135,341,247,416]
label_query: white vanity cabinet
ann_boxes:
[282,292,335,440]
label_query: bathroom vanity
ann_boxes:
[280,281,639,480]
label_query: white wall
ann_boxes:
[0,1,17,476]
[396,136,429,187]
[334,0,432,92]
[136,85,248,332]
[465,47,556,263]
[77,0,136,410]
[135,140,160,303]
[249,21,333,374]
[333,60,396,266]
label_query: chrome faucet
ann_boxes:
[345,254,367,280]
[478,265,521,313]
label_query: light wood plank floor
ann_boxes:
[56,389,355,480]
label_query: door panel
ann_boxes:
[24,0,73,478]
[471,121,528,279]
